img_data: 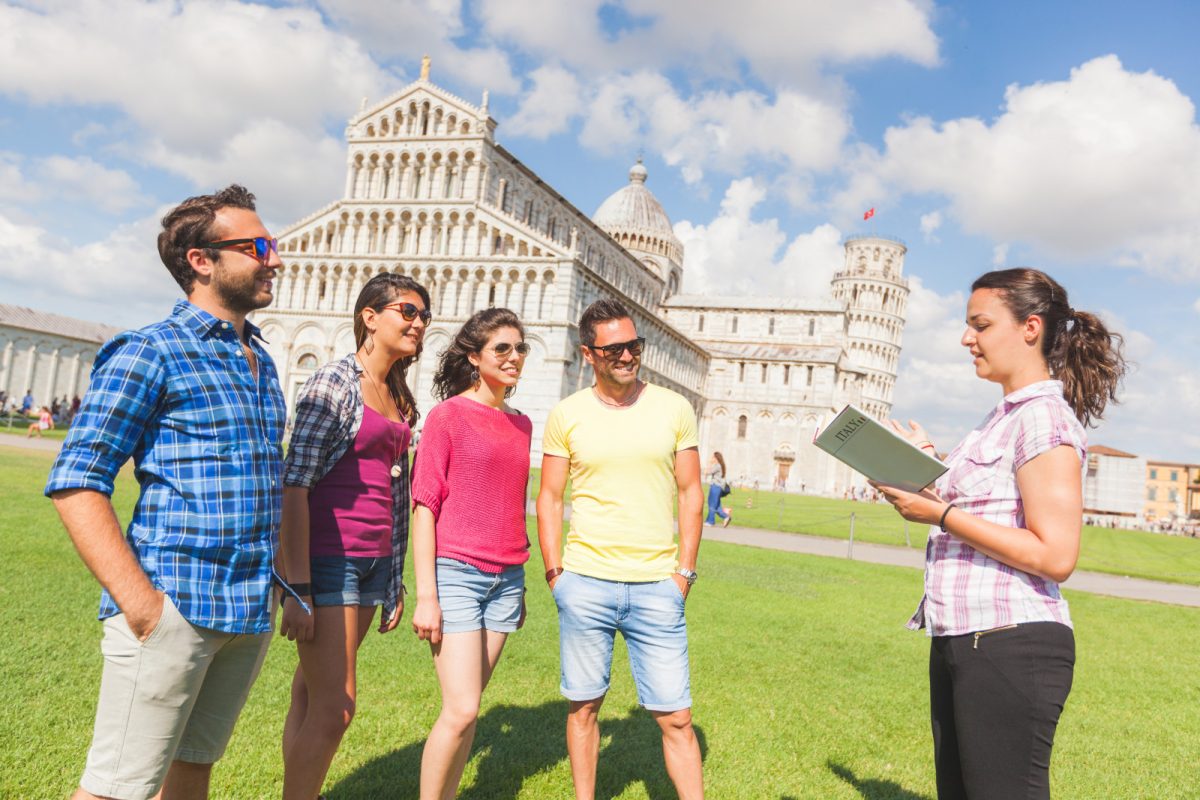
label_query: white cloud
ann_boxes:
[36,156,144,214]
[577,72,849,185]
[0,0,388,219]
[506,66,584,139]
[314,0,518,93]
[1193,297,1200,313]
[478,0,938,83]
[919,210,942,242]
[0,211,180,327]
[838,56,1200,279]
[674,179,844,297]
[992,243,1009,267]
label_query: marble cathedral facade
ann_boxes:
[254,71,909,494]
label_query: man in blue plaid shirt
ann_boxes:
[46,185,287,800]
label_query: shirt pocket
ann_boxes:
[950,443,1006,499]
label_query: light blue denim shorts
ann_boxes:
[436,557,526,634]
[552,570,691,712]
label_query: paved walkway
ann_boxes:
[0,431,61,453]
[6,433,1196,608]
[704,524,1200,608]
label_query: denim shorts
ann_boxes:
[552,571,691,712]
[310,555,388,607]
[436,557,525,634]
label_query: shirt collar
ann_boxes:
[172,299,266,343]
[1001,379,1064,412]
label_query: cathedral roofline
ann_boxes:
[350,78,492,128]
[703,342,845,363]
[664,294,844,313]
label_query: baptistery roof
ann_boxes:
[593,159,680,246]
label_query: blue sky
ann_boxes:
[2,0,1198,461]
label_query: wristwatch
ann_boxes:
[675,567,698,585]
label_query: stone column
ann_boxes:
[0,339,13,396]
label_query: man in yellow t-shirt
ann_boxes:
[537,299,705,800]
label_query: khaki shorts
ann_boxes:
[79,595,271,800]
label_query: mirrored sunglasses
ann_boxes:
[589,337,645,360]
[381,302,433,324]
[201,236,279,263]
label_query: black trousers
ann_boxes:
[929,621,1075,800]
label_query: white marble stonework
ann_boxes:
[0,304,121,411]
[253,72,909,494]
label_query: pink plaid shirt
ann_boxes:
[908,380,1087,637]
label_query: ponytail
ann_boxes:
[971,268,1127,427]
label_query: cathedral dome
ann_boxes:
[593,159,680,248]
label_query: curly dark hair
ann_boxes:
[972,267,1127,427]
[157,184,257,293]
[432,308,525,401]
[353,272,431,426]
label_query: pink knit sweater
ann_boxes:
[411,395,532,572]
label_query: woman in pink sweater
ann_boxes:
[411,307,533,799]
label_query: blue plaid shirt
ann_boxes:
[46,300,286,634]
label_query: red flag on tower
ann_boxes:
[863,208,875,221]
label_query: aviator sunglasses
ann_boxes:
[587,337,645,361]
[381,302,433,324]
[488,342,531,358]
[200,236,279,263]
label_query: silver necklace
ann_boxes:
[358,357,404,478]
[592,381,643,408]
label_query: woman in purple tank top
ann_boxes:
[278,273,431,799]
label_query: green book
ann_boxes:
[813,404,947,493]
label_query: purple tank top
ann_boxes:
[308,404,410,557]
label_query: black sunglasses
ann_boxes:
[489,342,531,358]
[381,302,433,324]
[588,337,645,360]
[200,237,279,263]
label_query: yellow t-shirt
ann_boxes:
[542,383,699,582]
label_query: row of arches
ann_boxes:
[270,262,561,325]
[360,100,475,139]
[847,340,899,374]
[347,149,480,203]
[609,230,682,264]
[833,279,908,316]
[846,312,904,347]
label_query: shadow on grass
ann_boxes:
[822,761,931,800]
[328,701,706,800]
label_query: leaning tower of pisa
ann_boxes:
[830,235,909,420]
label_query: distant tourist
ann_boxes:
[537,298,706,800]
[26,405,53,438]
[45,185,286,800]
[20,388,33,414]
[410,308,533,799]
[705,451,732,527]
[277,273,430,799]
[872,268,1125,800]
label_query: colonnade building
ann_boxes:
[253,69,909,493]
[0,304,121,411]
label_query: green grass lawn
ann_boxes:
[3,445,1198,798]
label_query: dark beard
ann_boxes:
[213,264,272,313]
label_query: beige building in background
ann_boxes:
[0,304,120,412]
[1144,460,1199,522]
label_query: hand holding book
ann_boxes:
[813,405,947,493]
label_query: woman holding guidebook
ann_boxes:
[872,268,1125,800]
[410,308,533,800]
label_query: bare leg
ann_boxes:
[420,629,510,800]
[281,664,308,762]
[281,605,375,800]
[566,697,605,800]
[159,760,214,800]
[653,708,703,800]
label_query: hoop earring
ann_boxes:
[364,333,375,355]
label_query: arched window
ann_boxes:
[808,318,815,336]
[768,317,775,335]
[698,314,705,332]
[297,353,319,370]
[737,415,748,439]
[731,315,738,333]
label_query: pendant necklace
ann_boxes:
[358,356,404,478]
[592,380,643,409]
